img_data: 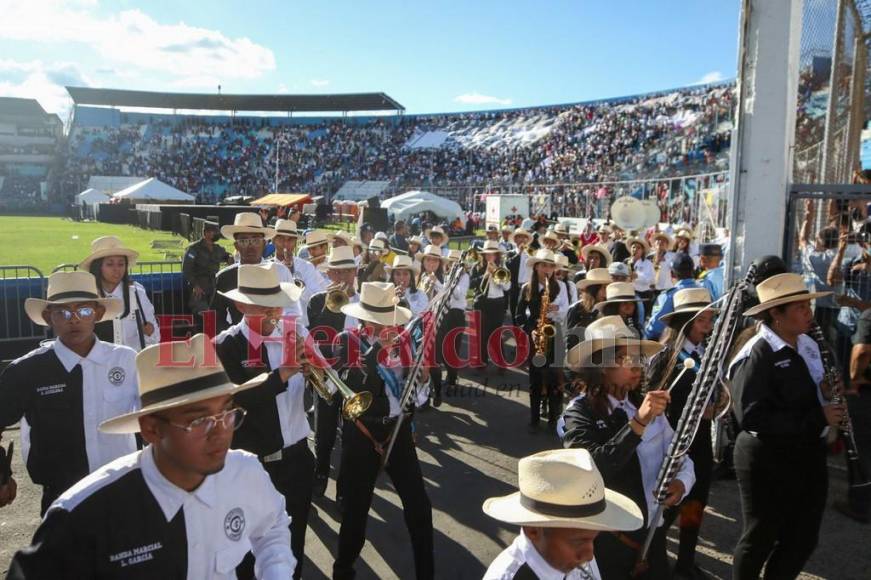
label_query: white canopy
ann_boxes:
[112,178,195,202]
[76,188,111,206]
[380,190,464,224]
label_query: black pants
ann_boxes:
[477,296,507,363]
[333,419,433,580]
[238,439,315,580]
[40,484,66,516]
[732,432,828,580]
[594,526,668,579]
[847,389,871,515]
[434,307,466,393]
[315,394,342,478]
[529,365,561,425]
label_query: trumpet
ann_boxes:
[465,247,480,269]
[492,265,510,285]
[308,364,373,420]
[420,272,438,299]
[325,283,350,313]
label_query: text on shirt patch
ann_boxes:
[109,542,163,567]
[224,507,245,541]
[108,367,126,386]
[36,383,65,396]
[774,359,792,369]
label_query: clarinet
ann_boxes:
[381,248,470,466]
[633,263,757,576]
[807,323,870,489]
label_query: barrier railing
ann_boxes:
[0,266,48,344]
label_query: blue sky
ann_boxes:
[0,0,740,115]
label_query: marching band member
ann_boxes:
[516,249,569,431]
[407,235,424,260]
[482,448,643,580]
[0,272,139,515]
[428,226,450,256]
[213,265,311,579]
[81,236,160,351]
[485,225,501,244]
[649,288,717,579]
[650,232,675,294]
[307,247,359,499]
[562,316,694,579]
[7,335,295,578]
[554,254,578,305]
[581,244,612,271]
[508,228,533,323]
[331,282,434,580]
[358,238,388,288]
[272,219,328,304]
[567,268,611,348]
[728,273,845,580]
[440,249,470,393]
[499,225,515,253]
[540,230,561,253]
[417,244,450,406]
[302,230,333,286]
[470,240,511,367]
[627,237,655,311]
[594,282,644,338]
[388,255,429,316]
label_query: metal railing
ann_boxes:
[0,266,48,343]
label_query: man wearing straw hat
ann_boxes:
[507,228,533,323]
[482,448,643,579]
[307,246,360,498]
[212,212,296,332]
[331,281,434,580]
[7,335,296,578]
[0,271,138,515]
[213,264,311,579]
[272,218,328,305]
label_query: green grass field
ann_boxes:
[0,217,198,274]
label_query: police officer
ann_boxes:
[644,253,699,341]
[7,334,296,578]
[213,264,311,579]
[182,221,230,320]
[307,246,359,498]
[0,271,138,514]
[698,243,725,301]
[331,282,434,580]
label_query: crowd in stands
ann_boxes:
[61,83,733,203]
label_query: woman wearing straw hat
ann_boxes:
[8,335,297,577]
[0,271,138,515]
[387,255,428,316]
[517,249,570,431]
[561,316,694,579]
[650,232,675,294]
[470,240,511,368]
[436,249,471,398]
[482,448,643,579]
[627,237,655,312]
[81,235,160,351]
[581,244,612,271]
[594,282,644,338]
[428,226,449,256]
[647,288,717,580]
[554,254,578,306]
[331,282,434,580]
[727,273,847,580]
[566,268,611,350]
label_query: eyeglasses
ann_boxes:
[235,237,264,248]
[159,407,247,437]
[614,355,647,368]
[49,306,96,322]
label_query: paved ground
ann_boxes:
[0,365,867,579]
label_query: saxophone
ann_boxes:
[531,279,556,366]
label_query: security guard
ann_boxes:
[213,265,311,580]
[644,253,700,341]
[331,282,434,580]
[0,272,138,514]
[182,221,231,319]
[698,243,725,301]
[6,335,296,579]
[307,246,360,498]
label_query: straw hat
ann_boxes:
[408,235,424,248]
[445,249,462,262]
[627,237,650,255]
[540,231,561,247]
[511,228,532,244]
[302,230,332,250]
[385,254,420,275]
[368,238,388,254]
[554,223,569,236]
[482,448,642,531]
[652,232,672,246]
[320,246,359,271]
[429,226,449,244]
[273,219,300,238]
[332,231,353,247]
[480,240,504,254]
[744,273,832,317]
[567,315,662,370]
[25,271,123,326]
[660,287,719,324]
[221,212,276,239]
[350,236,366,252]
[577,268,612,290]
[581,244,613,267]
[554,254,570,271]
[100,334,268,434]
[594,282,640,310]
[526,248,557,270]
[673,228,694,243]
[218,264,302,307]
[79,236,139,271]
[341,282,411,326]
[416,244,449,264]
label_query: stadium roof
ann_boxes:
[66,86,404,113]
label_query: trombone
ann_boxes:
[324,282,350,313]
[308,364,373,420]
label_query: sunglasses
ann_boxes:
[49,306,97,322]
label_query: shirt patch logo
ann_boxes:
[109,542,162,567]
[224,507,245,541]
[36,383,65,396]
[108,367,126,386]
[774,359,792,369]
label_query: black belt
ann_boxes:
[358,413,407,426]
[259,437,308,464]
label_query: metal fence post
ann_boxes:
[821,0,846,183]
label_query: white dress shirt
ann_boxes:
[405,289,430,316]
[606,394,695,527]
[535,280,569,324]
[263,260,308,327]
[631,259,655,293]
[484,529,602,579]
[652,252,674,291]
[517,252,530,285]
[448,271,470,310]
[103,282,160,351]
[485,274,512,298]
[278,256,329,304]
[240,320,311,448]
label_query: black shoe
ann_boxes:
[313,473,328,498]
[336,493,344,516]
[834,500,870,524]
[433,392,442,408]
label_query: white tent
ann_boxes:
[111,178,195,202]
[380,190,465,224]
[76,188,111,206]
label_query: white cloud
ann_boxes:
[277,83,289,93]
[694,71,726,85]
[453,92,512,106]
[310,79,330,88]
[0,1,276,80]
[0,59,91,115]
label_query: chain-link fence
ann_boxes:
[794,0,868,185]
